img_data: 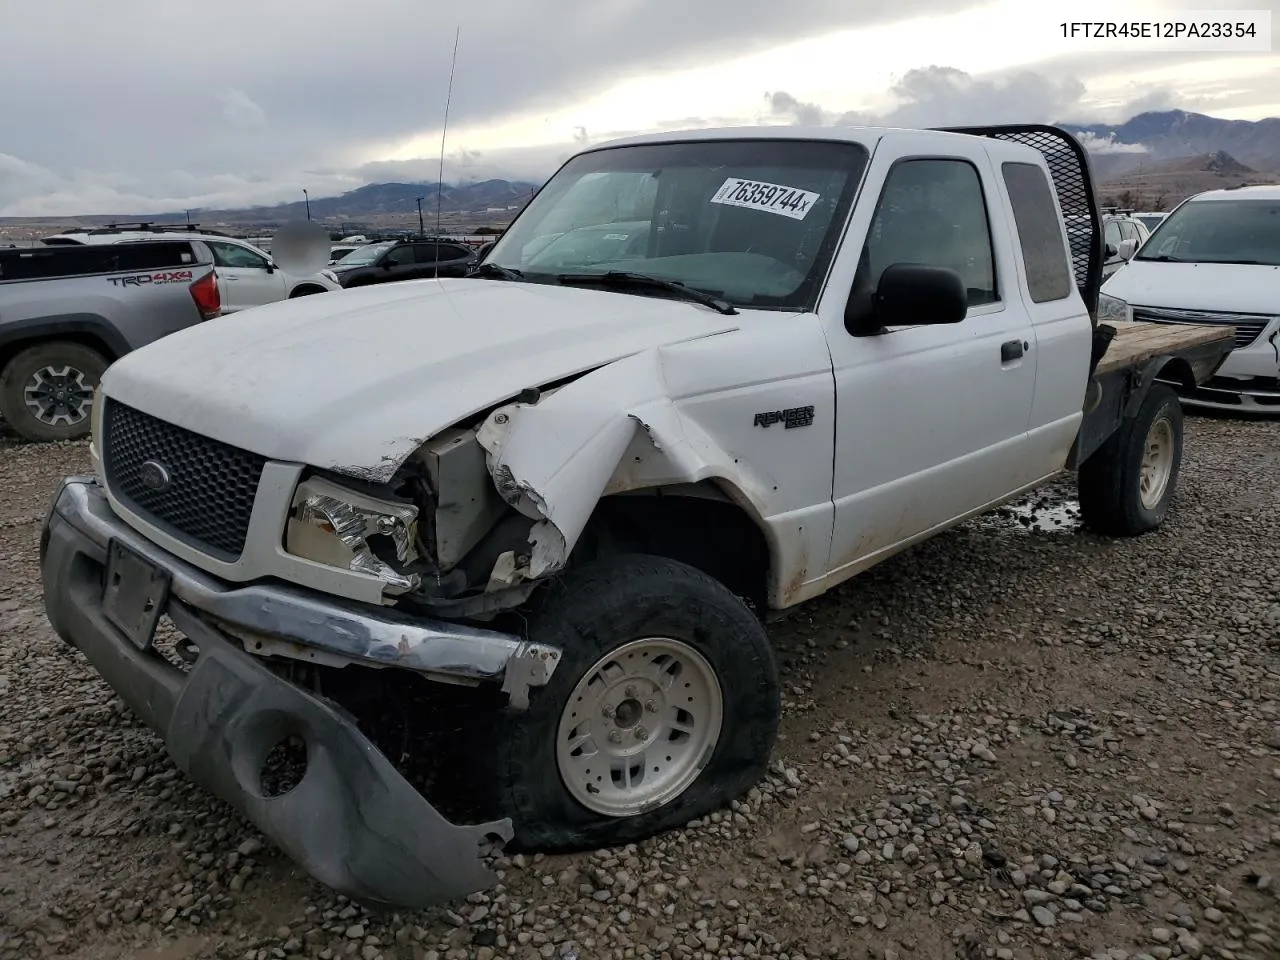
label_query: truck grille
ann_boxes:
[1131,306,1273,348]
[101,399,266,560]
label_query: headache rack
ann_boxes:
[933,124,1105,320]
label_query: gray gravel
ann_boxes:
[1,413,1278,960]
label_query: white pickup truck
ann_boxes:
[39,124,1234,908]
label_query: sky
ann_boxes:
[1,0,1277,217]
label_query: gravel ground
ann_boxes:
[1,414,1278,960]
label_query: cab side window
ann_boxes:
[862,158,998,307]
[209,241,270,270]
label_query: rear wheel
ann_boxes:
[0,341,108,442]
[1078,382,1183,535]
[496,553,780,851]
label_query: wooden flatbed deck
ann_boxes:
[1094,320,1236,377]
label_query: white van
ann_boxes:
[1098,185,1280,413]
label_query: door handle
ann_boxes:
[1001,339,1025,362]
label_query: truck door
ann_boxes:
[822,137,1039,577]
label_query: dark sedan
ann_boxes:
[330,239,478,288]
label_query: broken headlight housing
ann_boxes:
[286,476,421,596]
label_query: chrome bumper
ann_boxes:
[1180,376,1280,414]
[42,476,560,708]
[36,476,557,908]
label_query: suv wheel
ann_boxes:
[0,341,108,442]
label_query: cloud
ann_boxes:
[878,66,1087,127]
[219,89,267,127]
[1074,132,1150,155]
[0,33,1269,219]
[0,0,972,215]
[765,90,825,126]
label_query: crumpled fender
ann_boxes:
[475,347,776,580]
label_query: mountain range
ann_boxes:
[2,109,1277,229]
[1062,109,1280,180]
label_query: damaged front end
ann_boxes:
[38,476,558,908]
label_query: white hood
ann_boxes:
[101,278,741,481]
[1103,259,1280,312]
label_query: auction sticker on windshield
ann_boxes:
[710,178,820,220]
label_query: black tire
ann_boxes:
[0,341,108,443]
[496,553,780,852]
[1078,382,1184,536]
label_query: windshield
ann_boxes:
[335,242,393,266]
[1136,198,1280,265]
[484,138,870,310]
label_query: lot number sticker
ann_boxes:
[710,177,820,220]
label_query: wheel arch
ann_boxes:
[0,314,127,373]
[579,481,773,614]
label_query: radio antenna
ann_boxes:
[435,25,461,238]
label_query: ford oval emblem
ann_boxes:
[139,459,172,493]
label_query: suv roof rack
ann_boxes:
[84,222,238,239]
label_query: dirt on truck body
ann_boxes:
[39,124,1234,908]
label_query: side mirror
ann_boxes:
[264,261,275,274]
[381,260,394,270]
[845,262,968,336]
[1118,238,1138,260]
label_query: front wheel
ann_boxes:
[1078,382,1184,536]
[496,554,780,852]
[0,341,108,442]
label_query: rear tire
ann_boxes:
[1078,382,1183,536]
[496,553,780,852]
[0,341,108,443]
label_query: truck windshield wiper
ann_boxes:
[1138,254,1187,262]
[469,262,525,281]
[554,271,738,315]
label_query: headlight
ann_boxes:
[286,477,421,595]
[321,269,338,284]
[1096,292,1131,324]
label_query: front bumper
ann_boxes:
[1180,375,1280,413]
[38,476,552,908]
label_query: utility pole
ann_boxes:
[302,188,311,221]
[415,196,425,236]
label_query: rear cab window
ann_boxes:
[1001,161,1074,303]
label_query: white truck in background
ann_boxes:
[39,124,1234,908]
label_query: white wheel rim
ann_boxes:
[556,636,724,818]
[1139,416,1175,510]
